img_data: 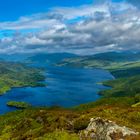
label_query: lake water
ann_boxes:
[0,66,114,114]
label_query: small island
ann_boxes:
[7,101,31,109]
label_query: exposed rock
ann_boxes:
[36,116,44,124]
[80,117,139,140]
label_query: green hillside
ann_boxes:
[0,61,45,95]
[57,52,140,70]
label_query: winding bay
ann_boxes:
[0,65,114,114]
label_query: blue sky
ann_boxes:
[0,0,140,54]
[0,0,124,21]
[0,0,94,21]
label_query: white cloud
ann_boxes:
[0,1,140,55]
[0,14,62,30]
[51,4,110,19]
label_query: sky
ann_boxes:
[0,0,140,54]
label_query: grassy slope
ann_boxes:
[0,105,139,139]
[0,61,45,95]
[100,75,140,97]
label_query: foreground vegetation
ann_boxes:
[0,104,139,139]
[0,61,45,95]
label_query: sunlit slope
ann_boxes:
[0,61,45,95]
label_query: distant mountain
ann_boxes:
[92,51,140,62]
[58,51,140,69]
[0,52,78,65]
[0,53,33,62]
[1,51,140,69]
[26,53,78,65]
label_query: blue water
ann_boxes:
[0,66,114,114]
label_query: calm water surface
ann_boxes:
[0,66,114,114]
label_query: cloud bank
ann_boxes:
[0,0,140,55]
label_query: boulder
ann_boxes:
[80,117,139,140]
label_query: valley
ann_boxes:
[0,52,139,139]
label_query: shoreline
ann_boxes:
[0,67,114,114]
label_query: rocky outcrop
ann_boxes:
[80,117,139,140]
